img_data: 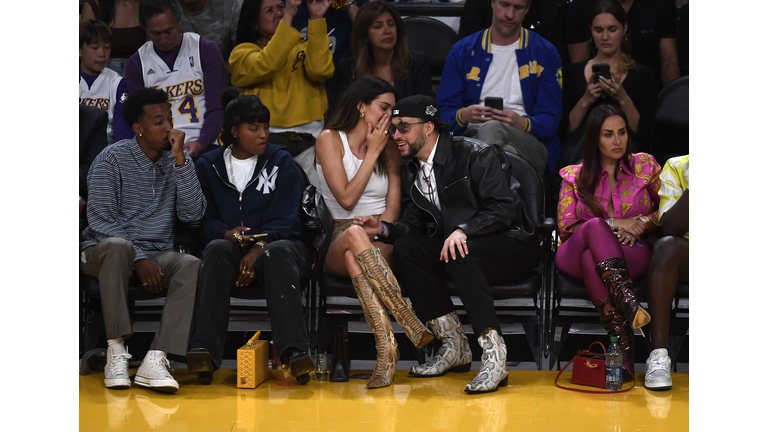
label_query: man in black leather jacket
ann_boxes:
[356,95,538,394]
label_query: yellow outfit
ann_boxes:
[658,155,689,239]
[229,19,334,128]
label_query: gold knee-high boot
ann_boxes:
[355,247,434,348]
[352,273,398,389]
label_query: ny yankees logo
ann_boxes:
[255,166,279,194]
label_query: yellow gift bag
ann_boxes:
[236,331,269,388]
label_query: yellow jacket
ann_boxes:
[229,19,334,128]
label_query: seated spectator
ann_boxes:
[437,0,562,174]
[357,95,539,394]
[566,0,680,86]
[187,89,315,386]
[79,104,109,201]
[458,0,547,40]
[125,0,228,158]
[81,0,146,76]
[292,0,368,67]
[330,1,433,116]
[79,19,133,144]
[179,0,242,64]
[556,104,660,377]
[229,0,334,149]
[644,155,688,391]
[559,0,657,167]
[80,87,207,394]
[315,76,433,389]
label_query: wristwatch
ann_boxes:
[639,216,651,230]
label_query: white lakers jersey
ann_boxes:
[138,32,208,144]
[79,68,124,144]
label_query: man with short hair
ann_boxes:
[80,87,207,393]
[125,0,228,157]
[357,95,539,394]
[437,0,562,174]
[178,0,242,63]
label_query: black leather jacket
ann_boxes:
[382,132,539,256]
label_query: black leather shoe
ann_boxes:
[198,372,213,385]
[187,348,216,372]
[288,350,315,381]
[296,373,311,386]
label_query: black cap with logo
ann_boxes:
[391,95,451,129]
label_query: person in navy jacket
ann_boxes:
[437,0,562,174]
[186,89,315,385]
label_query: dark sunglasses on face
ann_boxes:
[389,121,427,135]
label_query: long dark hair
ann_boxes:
[325,75,396,175]
[351,2,412,80]
[235,0,266,46]
[577,104,633,218]
[219,87,271,147]
[590,0,635,75]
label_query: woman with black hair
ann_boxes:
[315,75,433,389]
[229,0,334,143]
[186,88,315,386]
[556,104,661,376]
[331,1,433,108]
[559,0,657,167]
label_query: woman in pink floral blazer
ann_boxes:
[555,104,661,375]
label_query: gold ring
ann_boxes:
[384,130,389,135]
[610,88,616,94]
[242,269,247,275]
[233,233,243,243]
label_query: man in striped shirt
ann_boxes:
[80,87,207,394]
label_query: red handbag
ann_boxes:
[555,341,635,393]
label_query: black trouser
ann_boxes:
[189,238,312,366]
[394,231,537,337]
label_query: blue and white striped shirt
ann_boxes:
[81,137,207,262]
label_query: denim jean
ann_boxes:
[107,59,128,77]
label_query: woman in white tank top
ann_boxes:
[315,76,433,389]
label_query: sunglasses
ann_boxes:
[389,121,427,135]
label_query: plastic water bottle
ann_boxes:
[605,336,623,391]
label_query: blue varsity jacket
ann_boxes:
[436,27,563,171]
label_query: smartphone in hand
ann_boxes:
[484,96,503,111]
[591,63,611,83]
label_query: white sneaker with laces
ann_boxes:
[104,345,132,389]
[644,348,672,391]
[135,350,179,393]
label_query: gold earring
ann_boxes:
[360,111,365,119]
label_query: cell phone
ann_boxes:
[591,63,611,83]
[243,233,268,239]
[484,96,504,111]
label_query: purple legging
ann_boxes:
[555,218,653,301]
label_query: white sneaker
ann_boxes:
[104,345,132,389]
[644,348,672,391]
[135,351,179,393]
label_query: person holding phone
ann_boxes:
[559,0,657,168]
[229,0,334,143]
[436,0,562,175]
[186,88,316,386]
[556,104,661,377]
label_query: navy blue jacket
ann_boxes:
[195,143,303,246]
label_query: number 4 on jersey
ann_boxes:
[177,96,200,123]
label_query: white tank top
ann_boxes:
[316,131,388,219]
[79,68,123,144]
[137,32,208,145]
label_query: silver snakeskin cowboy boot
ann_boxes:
[465,328,508,394]
[352,273,398,389]
[355,247,434,349]
[410,311,472,377]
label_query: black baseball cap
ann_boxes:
[391,95,451,129]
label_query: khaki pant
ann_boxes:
[471,120,548,175]
[81,238,200,356]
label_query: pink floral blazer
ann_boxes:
[557,153,662,241]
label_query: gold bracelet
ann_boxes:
[255,241,268,250]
